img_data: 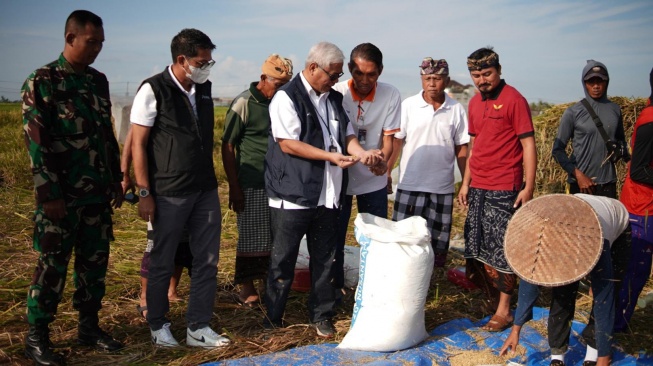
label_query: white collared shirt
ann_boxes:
[268,71,354,209]
[396,92,469,194]
[130,65,197,127]
[333,79,401,195]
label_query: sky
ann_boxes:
[1,0,652,105]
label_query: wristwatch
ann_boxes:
[138,187,150,198]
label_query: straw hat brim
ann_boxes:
[504,194,604,287]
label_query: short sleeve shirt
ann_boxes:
[467,81,534,191]
[131,65,197,127]
[396,92,469,194]
[221,82,271,189]
[333,79,401,195]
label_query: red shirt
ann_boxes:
[468,81,534,191]
[620,100,653,216]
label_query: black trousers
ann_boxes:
[562,182,630,351]
[264,206,338,325]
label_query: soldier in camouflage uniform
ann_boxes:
[21,10,124,365]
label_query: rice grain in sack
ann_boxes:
[338,213,433,352]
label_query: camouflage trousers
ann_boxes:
[27,202,114,325]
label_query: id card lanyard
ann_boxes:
[356,101,367,145]
[316,100,338,165]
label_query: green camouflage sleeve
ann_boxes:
[22,70,64,204]
[94,73,123,184]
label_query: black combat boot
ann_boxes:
[24,324,66,366]
[77,312,124,352]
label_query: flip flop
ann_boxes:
[136,305,148,318]
[481,314,513,332]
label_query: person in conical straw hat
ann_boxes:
[500,194,629,366]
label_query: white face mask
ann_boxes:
[184,57,211,84]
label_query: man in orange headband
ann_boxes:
[458,46,537,332]
[222,54,293,307]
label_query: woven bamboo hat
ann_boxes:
[504,194,604,287]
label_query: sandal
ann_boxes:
[482,314,513,332]
[136,305,148,318]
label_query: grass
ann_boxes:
[0,100,651,365]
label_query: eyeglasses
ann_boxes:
[187,57,216,71]
[318,66,344,81]
[196,59,216,71]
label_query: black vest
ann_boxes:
[264,74,349,208]
[144,68,218,196]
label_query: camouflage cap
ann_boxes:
[262,54,293,81]
[420,57,449,75]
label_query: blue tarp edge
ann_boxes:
[206,307,651,366]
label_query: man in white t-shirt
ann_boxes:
[263,41,383,338]
[387,58,469,267]
[332,43,401,292]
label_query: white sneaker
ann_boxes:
[151,323,179,347]
[186,326,230,348]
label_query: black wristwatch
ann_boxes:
[138,187,150,198]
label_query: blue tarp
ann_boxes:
[207,307,651,365]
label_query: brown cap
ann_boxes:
[262,54,293,81]
[504,194,604,287]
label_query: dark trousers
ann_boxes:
[569,181,617,198]
[265,206,338,325]
[615,214,652,331]
[334,188,388,288]
[515,240,616,356]
[147,190,221,331]
[581,229,631,349]
[567,181,631,350]
[548,241,617,356]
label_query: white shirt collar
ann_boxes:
[300,70,329,100]
[418,91,452,110]
[168,64,196,96]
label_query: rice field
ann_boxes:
[0,98,651,365]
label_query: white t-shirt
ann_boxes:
[396,92,469,194]
[333,79,401,195]
[130,65,197,127]
[575,194,629,245]
[268,71,355,209]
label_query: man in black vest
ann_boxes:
[264,41,383,338]
[130,28,228,348]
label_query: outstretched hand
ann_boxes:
[358,149,384,167]
[330,152,360,169]
[499,326,521,356]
